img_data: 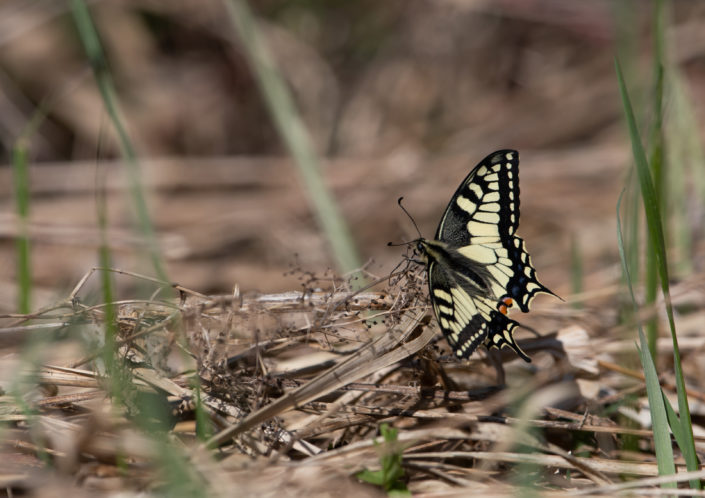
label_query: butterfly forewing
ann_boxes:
[420,149,553,362]
[436,149,520,245]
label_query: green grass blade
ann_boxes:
[644,0,665,358]
[616,59,700,488]
[662,390,686,453]
[636,336,676,487]
[223,0,363,281]
[69,9,210,491]
[11,142,31,314]
[615,60,669,318]
[71,0,168,283]
[9,53,86,315]
[193,380,213,442]
[617,190,675,486]
[625,168,641,285]
[94,136,119,389]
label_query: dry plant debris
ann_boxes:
[2,264,705,497]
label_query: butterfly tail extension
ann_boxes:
[484,313,531,363]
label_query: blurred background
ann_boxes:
[1,0,704,311]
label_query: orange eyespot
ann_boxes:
[498,297,513,315]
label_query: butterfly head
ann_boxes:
[414,239,428,259]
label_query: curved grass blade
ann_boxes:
[71,0,168,283]
[616,59,700,488]
[223,0,363,282]
[617,189,675,487]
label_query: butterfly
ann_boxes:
[413,150,555,362]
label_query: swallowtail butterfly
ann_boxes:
[415,150,554,362]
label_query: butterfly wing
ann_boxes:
[426,149,553,361]
[427,252,530,362]
[436,149,553,310]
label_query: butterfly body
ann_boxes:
[415,150,554,362]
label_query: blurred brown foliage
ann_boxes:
[1,0,704,308]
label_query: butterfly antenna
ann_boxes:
[397,196,423,239]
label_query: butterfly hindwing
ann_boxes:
[427,249,530,362]
[418,149,553,362]
[505,235,553,312]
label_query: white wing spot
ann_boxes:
[438,304,454,315]
[480,201,501,213]
[487,182,499,191]
[468,220,498,237]
[457,244,497,264]
[433,288,452,303]
[475,211,500,224]
[506,152,514,160]
[456,195,477,214]
[472,236,501,244]
[469,183,484,198]
[484,173,499,182]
